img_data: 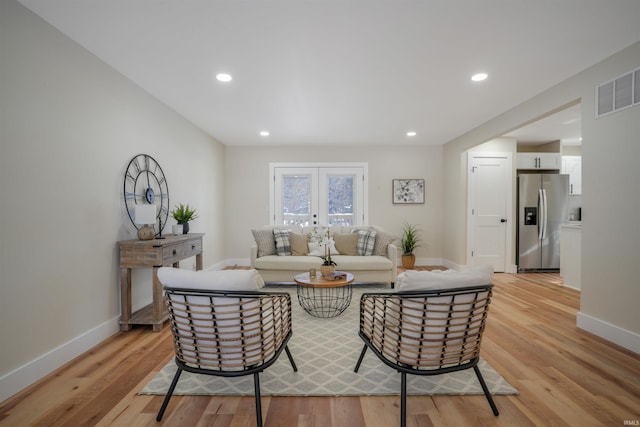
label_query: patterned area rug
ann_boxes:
[140,284,518,396]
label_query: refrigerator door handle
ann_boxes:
[541,189,548,239]
[538,188,544,240]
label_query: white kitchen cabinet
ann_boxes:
[560,224,581,291]
[562,156,582,195]
[516,152,561,170]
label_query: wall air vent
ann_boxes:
[596,66,640,118]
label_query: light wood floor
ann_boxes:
[1,271,639,426]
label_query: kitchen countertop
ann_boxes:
[562,222,582,229]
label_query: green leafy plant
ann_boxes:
[400,222,422,255]
[170,203,199,224]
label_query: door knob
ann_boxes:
[500,218,507,223]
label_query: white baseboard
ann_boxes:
[217,258,249,269]
[577,312,640,355]
[0,317,120,403]
[413,257,444,267]
[204,259,236,271]
[442,259,464,270]
[441,260,517,274]
[505,264,518,274]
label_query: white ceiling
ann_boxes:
[505,103,583,146]
[17,0,640,147]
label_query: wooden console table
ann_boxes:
[118,233,204,332]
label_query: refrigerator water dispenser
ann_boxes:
[524,207,537,225]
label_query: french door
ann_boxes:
[271,163,367,226]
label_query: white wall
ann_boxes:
[224,145,444,265]
[0,0,226,401]
[443,41,640,353]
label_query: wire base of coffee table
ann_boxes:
[294,272,354,318]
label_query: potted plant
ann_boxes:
[170,203,198,234]
[400,222,422,269]
[320,229,337,276]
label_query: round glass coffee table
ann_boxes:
[294,271,354,318]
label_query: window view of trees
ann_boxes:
[281,174,355,226]
[327,176,354,225]
[282,176,311,225]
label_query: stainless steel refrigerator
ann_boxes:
[517,174,569,272]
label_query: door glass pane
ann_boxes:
[327,175,354,226]
[282,175,311,225]
[273,164,366,226]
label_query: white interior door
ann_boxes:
[467,153,512,272]
[272,163,367,226]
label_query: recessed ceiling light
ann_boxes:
[471,73,488,82]
[216,73,232,82]
[259,131,270,137]
[406,131,417,137]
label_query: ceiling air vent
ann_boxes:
[596,67,640,118]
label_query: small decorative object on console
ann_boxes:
[323,272,347,281]
[170,203,198,234]
[134,204,157,241]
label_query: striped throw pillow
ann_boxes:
[273,229,292,256]
[354,229,377,256]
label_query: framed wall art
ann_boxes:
[393,179,425,204]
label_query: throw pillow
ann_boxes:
[273,229,292,256]
[251,229,276,257]
[290,232,309,256]
[353,229,377,256]
[372,231,398,256]
[307,238,340,256]
[333,233,358,255]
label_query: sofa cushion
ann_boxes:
[273,229,291,256]
[372,231,398,256]
[333,233,358,255]
[353,229,376,256]
[330,255,393,271]
[290,232,309,256]
[158,267,265,290]
[251,229,276,257]
[396,265,493,292]
[254,255,323,270]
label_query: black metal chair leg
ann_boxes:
[254,372,263,427]
[473,365,499,416]
[284,345,298,372]
[400,372,407,427]
[354,344,368,372]
[156,366,183,421]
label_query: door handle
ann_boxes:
[500,218,507,223]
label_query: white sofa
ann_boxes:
[250,225,398,286]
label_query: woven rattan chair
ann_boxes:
[354,284,498,426]
[156,287,297,426]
